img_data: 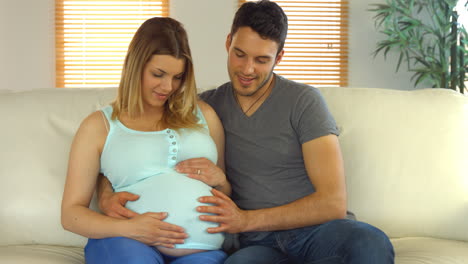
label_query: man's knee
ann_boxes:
[304,219,394,262]
[342,221,395,261]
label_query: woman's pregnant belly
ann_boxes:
[116,172,224,255]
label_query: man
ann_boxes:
[99,1,395,263]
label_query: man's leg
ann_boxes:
[225,245,289,264]
[85,237,164,264]
[284,219,394,264]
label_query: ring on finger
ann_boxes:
[197,169,201,175]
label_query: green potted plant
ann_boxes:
[369,0,467,93]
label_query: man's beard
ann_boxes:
[234,68,275,97]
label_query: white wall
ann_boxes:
[349,0,419,90]
[0,0,55,91]
[171,0,237,90]
[0,0,420,91]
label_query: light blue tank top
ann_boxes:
[100,105,224,250]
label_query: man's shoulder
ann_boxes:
[275,75,323,101]
[199,82,231,98]
[199,82,231,104]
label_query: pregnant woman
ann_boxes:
[61,17,229,264]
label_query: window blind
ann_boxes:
[240,0,349,87]
[55,0,169,88]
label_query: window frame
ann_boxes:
[55,0,169,88]
[239,0,349,87]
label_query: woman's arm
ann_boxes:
[61,111,187,247]
[200,100,231,195]
[176,100,231,196]
[61,111,129,238]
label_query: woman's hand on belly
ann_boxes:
[123,212,188,248]
[176,158,230,195]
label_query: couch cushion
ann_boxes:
[1,87,467,249]
[0,245,84,264]
[391,237,468,264]
[0,88,117,247]
[319,87,468,242]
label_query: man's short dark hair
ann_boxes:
[230,0,288,54]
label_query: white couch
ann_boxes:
[0,87,467,264]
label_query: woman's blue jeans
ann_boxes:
[85,237,227,264]
[225,219,395,264]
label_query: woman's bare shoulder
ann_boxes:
[74,110,109,149]
[81,111,108,131]
[197,99,217,119]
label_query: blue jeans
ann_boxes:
[225,219,394,264]
[85,237,227,264]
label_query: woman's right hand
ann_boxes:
[125,212,188,248]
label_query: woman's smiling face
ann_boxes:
[141,54,185,110]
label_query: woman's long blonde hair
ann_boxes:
[111,17,200,129]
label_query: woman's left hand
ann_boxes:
[176,158,228,189]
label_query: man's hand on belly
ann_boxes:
[99,191,140,219]
[197,188,248,234]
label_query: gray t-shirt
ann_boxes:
[200,75,339,211]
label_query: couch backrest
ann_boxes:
[318,87,468,242]
[0,88,116,247]
[0,87,467,247]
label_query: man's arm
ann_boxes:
[197,134,347,233]
[96,174,139,219]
